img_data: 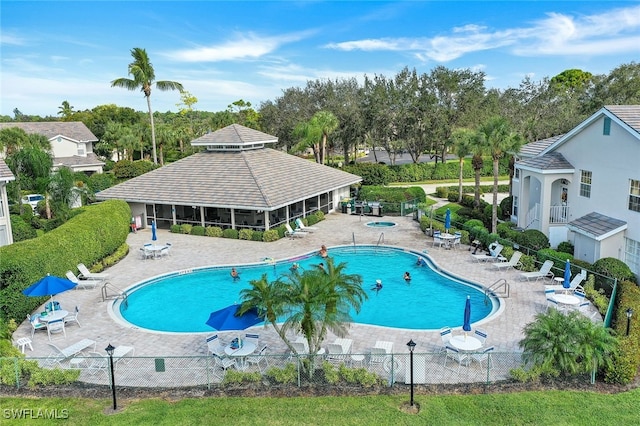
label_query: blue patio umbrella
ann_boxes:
[463,295,472,332]
[444,208,451,232]
[205,305,262,331]
[23,274,77,309]
[563,259,572,289]
[151,220,157,241]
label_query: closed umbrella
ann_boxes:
[444,208,451,233]
[563,259,572,289]
[22,274,77,309]
[151,220,157,241]
[205,305,262,331]
[463,295,472,336]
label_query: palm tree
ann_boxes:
[111,47,183,165]
[57,100,75,119]
[520,309,618,376]
[476,116,524,233]
[292,111,339,164]
[450,128,475,203]
[239,258,365,377]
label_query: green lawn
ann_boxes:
[2,389,639,425]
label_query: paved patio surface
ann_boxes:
[17,211,582,385]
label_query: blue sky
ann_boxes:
[1,1,639,117]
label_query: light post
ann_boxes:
[105,343,117,410]
[626,308,633,336]
[406,339,416,407]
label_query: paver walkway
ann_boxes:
[16,211,564,385]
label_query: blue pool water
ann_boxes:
[118,246,497,333]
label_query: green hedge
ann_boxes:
[0,200,130,323]
[605,280,640,384]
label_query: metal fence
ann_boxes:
[3,350,525,390]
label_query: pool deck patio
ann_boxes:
[17,213,549,369]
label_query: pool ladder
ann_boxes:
[101,282,128,308]
[376,232,385,246]
[484,278,510,305]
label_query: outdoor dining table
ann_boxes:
[144,244,166,258]
[552,293,581,308]
[448,335,482,352]
[224,341,257,369]
[440,233,457,249]
[39,310,69,322]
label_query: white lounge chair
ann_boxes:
[295,218,318,232]
[471,243,505,263]
[77,263,109,280]
[546,269,587,293]
[285,223,306,239]
[66,270,102,289]
[492,251,523,270]
[519,260,555,282]
[46,339,97,366]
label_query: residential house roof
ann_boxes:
[96,147,362,211]
[54,153,105,169]
[516,151,574,172]
[0,121,98,142]
[567,212,628,241]
[0,159,15,182]
[604,105,640,134]
[191,124,278,146]
[518,135,563,159]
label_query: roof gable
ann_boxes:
[0,122,98,143]
[540,105,640,156]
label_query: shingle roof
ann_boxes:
[516,151,573,171]
[0,159,15,182]
[568,212,627,240]
[0,121,98,142]
[605,105,640,135]
[519,135,564,158]
[54,153,105,168]
[191,124,277,146]
[96,148,362,210]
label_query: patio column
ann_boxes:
[230,208,236,230]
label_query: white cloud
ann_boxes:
[324,4,640,62]
[0,33,27,46]
[164,31,311,62]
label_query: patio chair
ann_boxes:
[295,218,318,232]
[206,334,223,356]
[451,232,462,249]
[519,260,555,282]
[46,319,66,341]
[77,263,109,280]
[491,251,523,270]
[285,223,307,238]
[65,270,102,290]
[368,347,388,368]
[546,297,562,312]
[86,352,109,378]
[471,346,494,370]
[327,343,348,364]
[28,314,46,338]
[244,333,259,353]
[246,345,269,372]
[432,231,444,248]
[439,327,452,353]
[443,346,469,373]
[64,306,81,328]
[474,329,488,345]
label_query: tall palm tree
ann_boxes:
[476,116,524,233]
[57,100,75,119]
[111,47,183,165]
[292,111,339,164]
[450,128,475,203]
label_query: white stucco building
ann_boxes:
[512,105,640,279]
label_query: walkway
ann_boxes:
[16,212,544,383]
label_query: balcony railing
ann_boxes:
[549,205,570,224]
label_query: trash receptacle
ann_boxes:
[341,203,347,214]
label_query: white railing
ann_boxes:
[549,205,570,224]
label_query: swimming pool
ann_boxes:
[365,221,397,228]
[115,246,498,333]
